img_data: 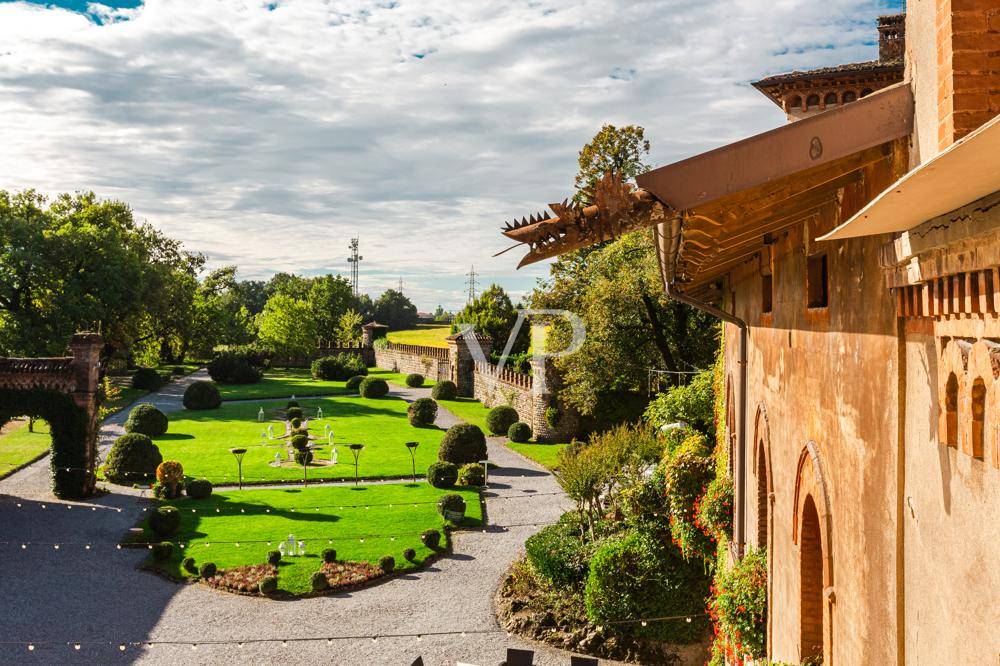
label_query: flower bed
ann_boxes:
[319,561,384,591]
[204,563,277,594]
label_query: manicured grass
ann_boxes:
[438,397,491,433]
[370,367,436,389]
[139,483,482,595]
[0,420,51,479]
[386,324,451,348]
[144,395,445,485]
[506,441,569,470]
[216,369,350,401]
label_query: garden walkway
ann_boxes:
[0,374,609,665]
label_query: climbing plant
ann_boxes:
[0,388,92,498]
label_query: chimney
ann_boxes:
[878,13,905,62]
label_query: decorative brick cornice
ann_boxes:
[0,357,77,392]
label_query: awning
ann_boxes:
[820,113,1000,240]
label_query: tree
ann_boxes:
[336,309,363,344]
[573,124,650,205]
[308,274,353,337]
[185,266,255,359]
[372,289,418,331]
[454,284,528,357]
[256,293,317,358]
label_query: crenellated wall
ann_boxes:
[374,343,450,382]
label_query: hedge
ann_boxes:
[208,351,262,384]
[183,381,221,410]
[311,353,367,381]
[431,380,457,400]
[507,421,531,443]
[105,433,163,485]
[405,373,424,388]
[407,397,438,427]
[131,367,162,391]
[125,403,168,437]
[438,423,487,466]
[426,461,458,488]
[486,405,519,435]
[359,377,389,398]
[525,519,592,587]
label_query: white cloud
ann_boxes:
[0,0,901,309]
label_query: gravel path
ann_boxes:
[0,376,610,665]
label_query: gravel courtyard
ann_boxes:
[0,372,609,666]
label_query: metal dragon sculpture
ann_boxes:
[499,172,672,268]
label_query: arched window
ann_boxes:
[860,88,874,98]
[971,377,986,459]
[823,92,838,106]
[806,94,820,109]
[786,95,802,112]
[800,495,824,662]
[945,373,959,448]
[756,443,769,548]
[842,91,857,104]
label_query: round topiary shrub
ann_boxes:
[426,461,458,488]
[322,548,337,564]
[199,562,217,578]
[407,397,438,427]
[286,407,303,421]
[486,405,519,436]
[152,541,173,562]
[125,403,169,437]
[259,576,278,595]
[359,377,389,398]
[437,493,467,522]
[438,423,487,466]
[267,550,282,566]
[431,380,457,400]
[420,529,441,549]
[457,463,485,487]
[182,381,221,410]
[290,434,310,451]
[155,460,184,499]
[182,556,197,574]
[311,571,329,591]
[286,400,299,409]
[290,427,308,438]
[149,506,181,537]
[403,548,416,562]
[311,353,368,381]
[294,449,314,466]
[378,555,395,573]
[405,373,424,388]
[131,367,162,391]
[186,478,213,499]
[508,421,532,443]
[345,375,365,392]
[104,433,163,484]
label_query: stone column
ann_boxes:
[529,354,577,443]
[69,332,102,497]
[446,331,492,398]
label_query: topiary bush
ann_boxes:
[104,433,162,484]
[431,380,457,400]
[486,405,519,435]
[438,423,487,466]
[379,555,395,573]
[259,575,278,595]
[311,571,329,591]
[322,548,337,564]
[182,381,221,410]
[345,375,365,392]
[131,368,162,391]
[286,407,303,421]
[155,460,184,499]
[182,556,197,574]
[152,541,173,562]
[294,449,314,466]
[407,397,438,427]
[426,461,458,488]
[507,421,531,443]
[437,493,466,522]
[359,377,389,398]
[457,463,485,487]
[199,562,217,578]
[149,506,181,537]
[125,403,169,437]
[405,373,424,387]
[208,351,262,384]
[286,400,299,409]
[403,548,416,562]
[267,550,282,566]
[584,528,710,643]
[290,434,310,451]
[420,529,441,549]
[311,353,368,381]
[525,519,593,587]
[186,478,213,499]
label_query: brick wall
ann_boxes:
[374,343,450,382]
[273,341,373,368]
[472,361,578,442]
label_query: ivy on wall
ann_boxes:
[0,388,93,498]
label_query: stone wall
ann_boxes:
[374,343,449,382]
[273,341,373,368]
[472,360,577,442]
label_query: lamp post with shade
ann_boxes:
[349,444,364,485]
[405,442,419,482]
[229,448,248,490]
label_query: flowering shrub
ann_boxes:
[708,547,767,666]
[695,474,733,542]
[664,442,715,562]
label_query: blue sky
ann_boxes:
[0,0,903,310]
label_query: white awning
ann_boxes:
[819,113,1000,240]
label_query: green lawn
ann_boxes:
[386,324,451,348]
[142,395,445,485]
[138,483,482,595]
[216,369,350,401]
[438,397,492,433]
[370,368,437,389]
[507,441,569,470]
[0,420,52,480]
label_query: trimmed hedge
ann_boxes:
[125,403,169,437]
[426,461,458,488]
[105,433,162,485]
[403,548,416,562]
[186,478,213,499]
[359,377,389,398]
[407,397,438,427]
[199,562,218,578]
[431,380,457,400]
[182,381,221,410]
[486,405,519,436]
[525,519,592,587]
[405,373,424,387]
[152,542,173,562]
[131,367,162,391]
[208,351,262,384]
[323,548,337,563]
[345,375,365,392]
[259,576,278,595]
[438,423,487,466]
[149,506,181,537]
[286,407,303,421]
[420,529,441,549]
[507,421,531,443]
[437,493,466,521]
[457,462,485,487]
[267,550,282,566]
[311,571,329,591]
[311,353,367,381]
[378,555,395,573]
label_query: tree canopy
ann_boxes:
[454,284,528,357]
[372,289,418,331]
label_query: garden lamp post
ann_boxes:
[229,448,248,490]
[480,459,489,488]
[349,444,365,485]
[316,406,323,420]
[257,407,265,422]
[405,442,419,482]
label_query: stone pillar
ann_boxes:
[68,332,102,497]
[446,331,492,398]
[529,354,578,443]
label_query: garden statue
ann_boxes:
[298,541,306,556]
[287,449,295,462]
[273,451,282,467]
[267,424,275,439]
[325,424,332,436]
[287,534,297,555]
[330,446,338,465]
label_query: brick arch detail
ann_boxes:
[752,402,775,658]
[966,340,1000,462]
[938,339,970,447]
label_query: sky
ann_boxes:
[0,0,903,311]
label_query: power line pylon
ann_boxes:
[347,238,363,298]
[465,265,478,304]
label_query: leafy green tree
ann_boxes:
[573,123,650,205]
[336,309,363,343]
[454,284,528,357]
[256,293,317,357]
[267,272,311,300]
[185,266,256,360]
[372,289,418,330]
[308,274,353,337]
